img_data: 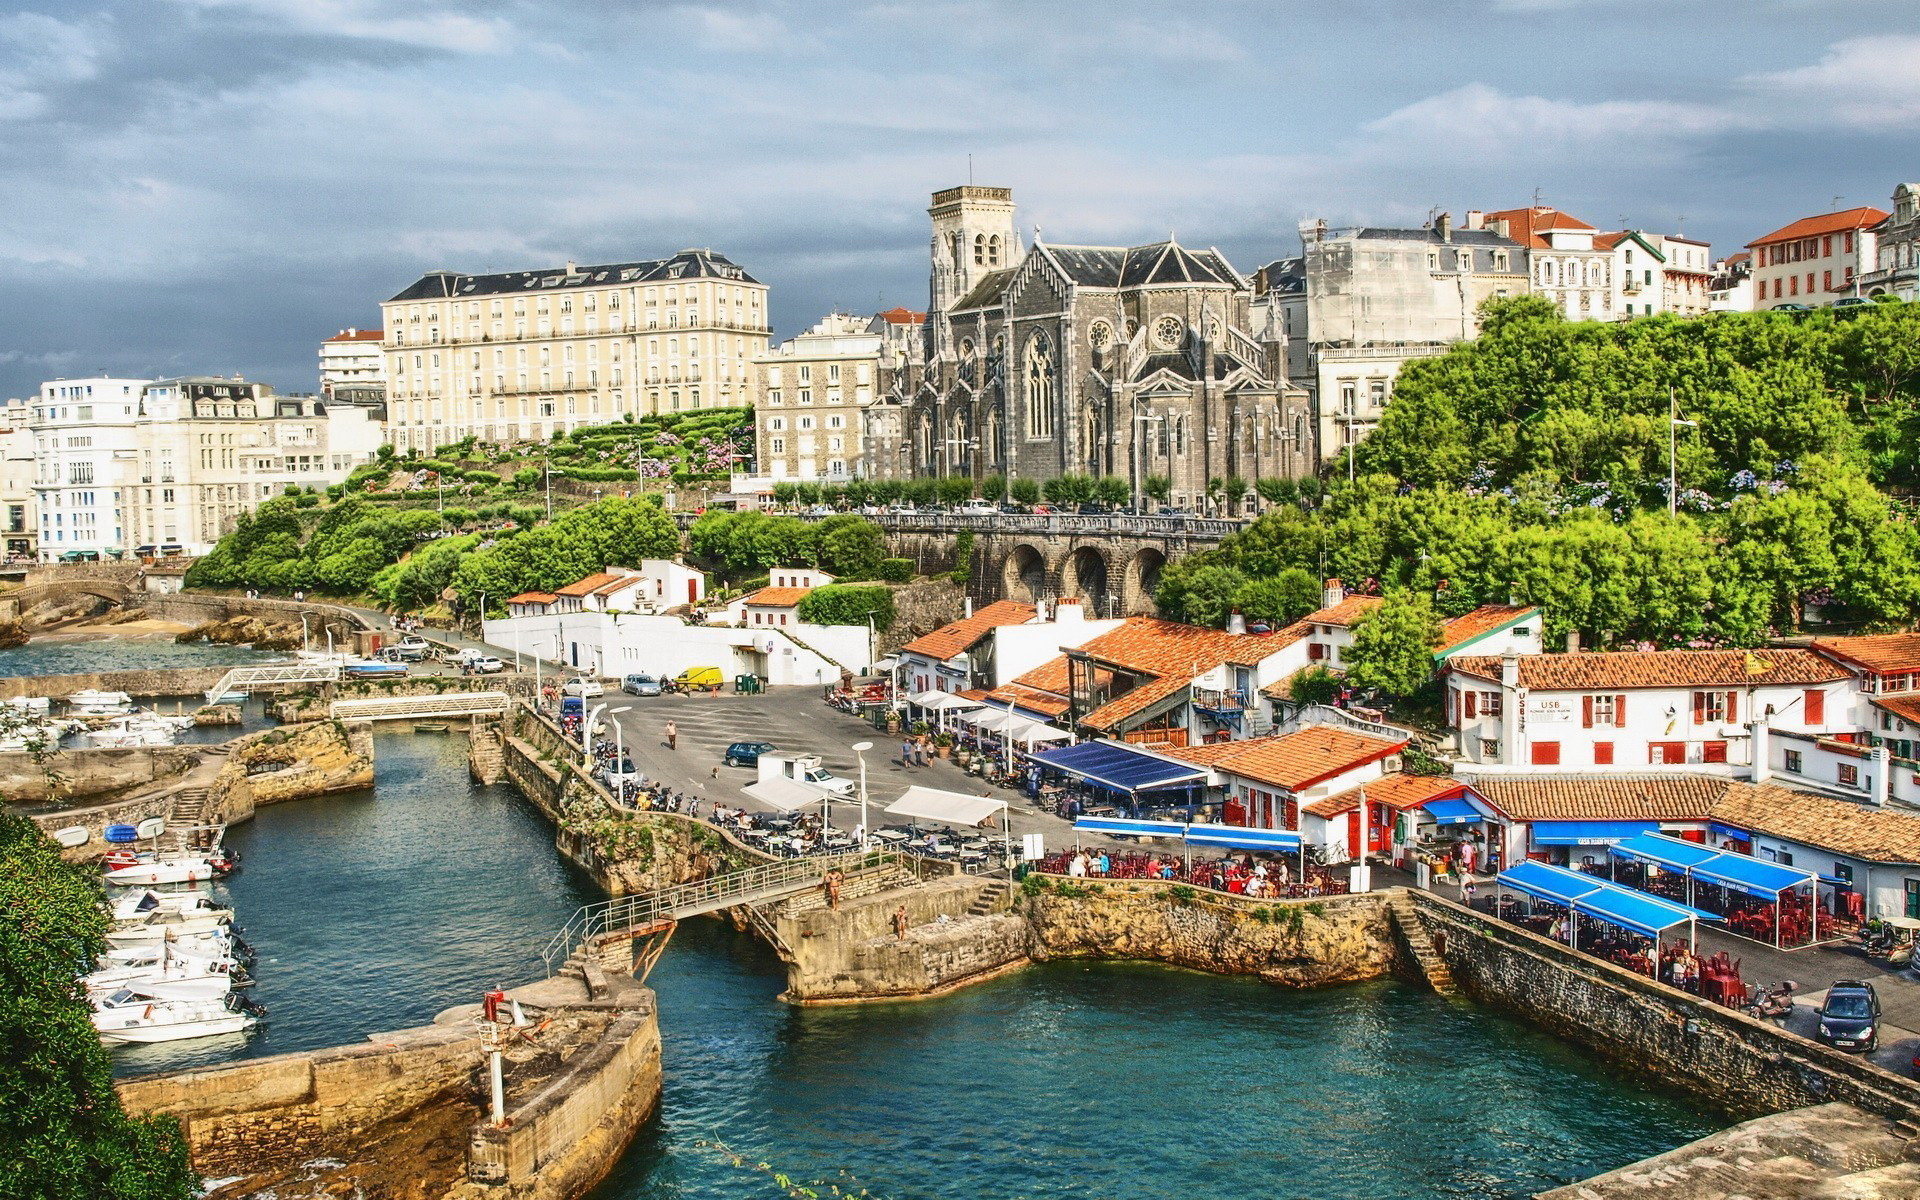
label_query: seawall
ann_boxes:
[0,664,235,702]
[0,742,198,804]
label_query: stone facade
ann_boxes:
[207,720,376,824]
[889,186,1313,513]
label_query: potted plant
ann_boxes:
[934,732,955,758]
[910,720,930,738]
[885,710,902,735]
[954,743,972,768]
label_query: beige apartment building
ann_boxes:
[753,313,880,481]
[379,249,769,453]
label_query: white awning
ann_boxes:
[872,656,901,671]
[963,709,1025,733]
[1014,724,1072,745]
[926,693,984,713]
[906,689,945,706]
[743,778,829,812]
[883,786,1007,828]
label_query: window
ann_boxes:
[1649,741,1686,764]
[1530,741,1560,766]
[1593,742,1614,765]
[1838,763,1859,787]
[1479,739,1499,758]
[1692,690,1735,724]
[769,437,785,454]
[1833,863,1853,884]
[1907,878,1920,919]
[1479,691,1503,717]
[1024,334,1055,438]
[1785,749,1804,774]
[1701,741,1728,764]
[1584,694,1625,727]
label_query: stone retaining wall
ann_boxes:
[26,780,190,855]
[208,720,376,825]
[147,591,372,636]
[0,665,233,701]
[1410,889,1920,1120]
[3,743,198,805]
[779,873,1011,1003]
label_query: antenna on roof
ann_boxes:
[1832,195,1844,210]
[1675,213,1686,236]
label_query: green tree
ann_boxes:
[796,584,896,632]
[1094,476,1130,507]
[1344,589,1444,698]
[816,516,887,580]
[1010,478,1041,506]
[1254,476,1297,508]
[936,476,974,506]
[1288,666,1342,708]
[1157,563,1247,627]
[1233,568,1322,626]
[0,814,197,1200]
[1143,474,1172,505]
[771,482,799,510]
[980,473,1007,502]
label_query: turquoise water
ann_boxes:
[110,720,1720,1197]
[0,632,284,677]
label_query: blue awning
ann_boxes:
[1690,853,1818,898]
[1032,741,1206,795]
[1708,822,1750,841]
[1073,817,1189,840]
[1499,860,1604,906]
[1530,820,1658,846]
[1183,826,1302,851]
[1423,798,1485,826]
[1610,832,1722,871]
[1499,862,1719,939]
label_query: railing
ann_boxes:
[203,662,341,704]
[329,691,513,721]
[539,848,915,975]
[673,510,1249,540]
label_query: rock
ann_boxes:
[192,704,243,726]
[177,615,304,651]
[0,619,26,649]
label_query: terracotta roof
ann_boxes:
[875,306,926,325]
[1080,674,1189,730]
[1011,655,1072,695]
[1483,206,1596,249]
[1747,207,1890,248]
[1813,633,1920,676]
[986,682,1070,718]
[1166,726,1406,792]
[556,572,621,598]
[507,591,556,605]
[1436,605,1538,655]
[1447,649,1849,691]
[1724,251,1751,266]
[324,329,384,343]
[1711,782,1920,865]
[957,688,993,702]
[1470,775,1727,823]
[899,600,1036,662]
[1304,774,1477,819]
[743,586,811,608]
[1076,617,1289,673]
[1302,595,1381,628]
[589,575,640,598]
[1871,696,1920,727]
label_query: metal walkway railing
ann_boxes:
[203,662,342,704]
[329,690,512,722]
[540,849,918,975]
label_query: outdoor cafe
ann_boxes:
[1495,859,1721,977]
[1053,816,1349,897]
[1030,740,1210,820]
[1603,832,1842,949]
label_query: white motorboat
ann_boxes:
[111,889,230,923]
[82,712,191,748]
[103,854,231,888]
[105,915,233,945]
[0,722,65,753]
[1,695,52,717]
[102,931,240,964]
[84,967,235,1002]
[67,689,136,716]
[92,991,260,1044]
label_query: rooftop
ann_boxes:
[1713,782,1920,865]
[507,591,556,605]
[387,248,759,303]
[555,572,623,598]
[1470,775,1727,823]
[1747,208,1891,248]
[1166,725,1407,792]
[1482,206,1597,250]
[742,586,812,609]
[1436,605,1540,656]
[324,328,384,343]
[1303,774,1475,819]
[1074,616,1292,675]
[900,600,1037,663]
[1447,648,1850,691]
[1812,633,1920,676]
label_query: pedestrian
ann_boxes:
[893,904,910,941]
[901,738,913,767]
[665,720,678,751]
[711,765,720,780]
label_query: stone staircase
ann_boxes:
[167,786,209,829]
[967,879,1010,917]
[1387,892,1455,995]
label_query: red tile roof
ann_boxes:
[1303,595,1381,628]
[507,591,556,605]
[1713,782,1920,864]
[875,306,926,325]
[1303,774,1475,819]
[324,328,384,343]
[1447,649,1848,690]
[1870,695,1920,726]
[900,600,1035,662]
[985,682,1070,718]
[1747,207,1890,248]
[1436,605,1538,655]
[1166,726,1406,792]
[1080,674,1189,730]
[556,572,622,598]
[1483,206,1596,249]
[1077,617,1290,673]
[1011,655,1072,695]
[1812,633,1920,676]
[1470,775,1727,823]
[743,586,811,608]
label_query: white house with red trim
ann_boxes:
[1165,725,1407,838]
[1299,774,1508,869]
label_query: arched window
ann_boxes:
[1024,334,1055,438]
[974,234,986,266]
[984,406,1002,467]
[1173,415,1188,455]
[988,234,1002,266]
[1293,414,1305,449]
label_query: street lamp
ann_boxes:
[852,740,873,848]
[584,702,607,769]
[1668,386,1697,519]
[610,705,633,788]
[300,613,311,653]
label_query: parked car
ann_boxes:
[622,673,662,696]
[956,499,997,516]
[562,677,605,698]
[673,666,725,692]
[724,740,778,767]
[467,655,506,675]
[398,634,431,652]
[1818,980,1880,1051]
[381,644,429,663]
[1833,296,1874,314]
[885,503,918,514]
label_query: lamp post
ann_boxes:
[1668,386,1697,519]
[611,705,633,786]
[852,740,873,849]
[584,702,607,769]
[300,613,311,653]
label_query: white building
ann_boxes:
[1708,253,1755,313]
[753,314,881,482]
[30,378,147,560]
[1481,205,1615,322]
[380,249,769,453]
[1746,206,1887,308]
[319,327,388,413]
[0,399,36,560]
[1444,649,1858,771]
[1597,231,1714,318]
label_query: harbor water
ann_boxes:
[95,710,1717,1198]
[0,632,282,678]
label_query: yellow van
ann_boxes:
[673,666,725,693]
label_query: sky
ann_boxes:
[2,0,1917,399]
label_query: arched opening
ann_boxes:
[1002,544,1048,604]
[1062,546,1111,616]
[1125,548,1168,615]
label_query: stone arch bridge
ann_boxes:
[881,513,1244,617]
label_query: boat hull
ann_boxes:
[95,1012,256,1044]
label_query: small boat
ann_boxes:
[82,714,185,748]
[343,658,408,678]
[53,825,90,848]
[413,722,450,734]
[135,816,166,840]
[92,991,261,1044]
[103,855,230,888]
[106,911,235,945]
[68,690,136,716]
[212,691,248,704]
[102,931,248,965]
[1,696,52,717]
[84,969,236,1002]
[0,722,66,753]
[105,825,141,845]
[111,889,228,923]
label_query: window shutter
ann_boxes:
[1447,688,1457,726]
[1582,695,1593,728]
[1726,691,1737,724]
[1614,694,1627,728]
[1805,688,1825,725]
[1692,691,1706,726]
[1464,691,1477,719]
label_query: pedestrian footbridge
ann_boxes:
[203,663,342,704]
[328,690,514,722]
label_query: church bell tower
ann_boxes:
[927,186,1021,357]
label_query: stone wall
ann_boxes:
[27,782,188,856]
[878,578,968,657]
[1410,890,1920,1121]
[273,674,537,722]
[1025,879,1395,987]
[147,591,372,637]
[207,720,376,825]
[0,665,233,702]
[2,743,198,804]
[779,873,1014,1003]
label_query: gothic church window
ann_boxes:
[1089,321,1112,350]
[1024,334,1055,439]
[1153,315,1182,348]
[988,235,1002,266]
[974,234,986,266]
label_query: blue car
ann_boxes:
[724,741,777,768]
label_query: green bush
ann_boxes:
[796,584,896,632]
[876,557,913,583]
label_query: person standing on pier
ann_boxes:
[665,720,678,751]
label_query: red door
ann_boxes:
[688,579,698,605]
[1347,809,1362,860]
[1368,803,1390,855]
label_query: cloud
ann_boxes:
[1366,82,1743,150]
[162,0,509,53]
[1738,35,1920,129]
[0,12,111,120]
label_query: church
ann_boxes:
[875,186,1314,511]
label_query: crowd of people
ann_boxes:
[1045,848,1348,898]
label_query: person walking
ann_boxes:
[901,737,914,767]
[665,720,678,751]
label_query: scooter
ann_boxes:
[1746,980,1797,1022]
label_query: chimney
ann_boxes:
[1055,597,1083,624]
[346,326,357,336]
[1872,746,1891,807]
[565,260,578,274]
[1227,609,1246,635]
[1500,654,1522,766]
[964,596,974,618]
[1492,218,1510,239]
[1322,578,1344,610]
[1464,210,1486,231]
[1749,717,1770,784]
[1436,212,1452,242]
[1565,629,1581,654]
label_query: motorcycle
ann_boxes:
[1745,980,1797,1022]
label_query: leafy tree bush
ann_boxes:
[1094,476,1130,506]
[876,557,914,583]
[817,515,886,579]
[1010,479,1041,506]
[0,813,198,1200]
[1288,666,1342,707]
[1233,568,1321,626]
[796,584,896,632]
[1143,474,1172,505]
[1345,590,1444,698]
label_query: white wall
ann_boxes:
[484,611,872,685]
[990,611,1124,685]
